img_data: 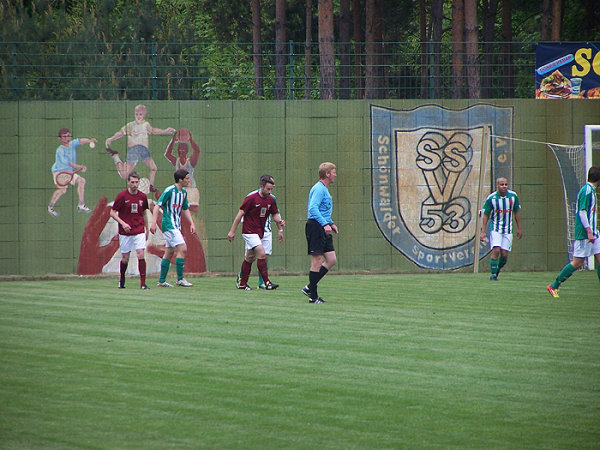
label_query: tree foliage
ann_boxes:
[1,0,599,100]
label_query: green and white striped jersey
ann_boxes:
[574,182,598,240]
[482,190,521,234]
[156,184,189,232]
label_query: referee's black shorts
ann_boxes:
[305,219,335,255]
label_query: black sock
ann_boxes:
[308,271,320,298]
[316,265,329,283]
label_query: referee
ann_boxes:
[302,162,338,303]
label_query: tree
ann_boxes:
[482,0,499,98]
[252,0,264,98]
[550,0,562,40]
[365,0,384,99]
[304,0,313,99]
[419,0,428,98]
[352,0,364,99]
[501,0,514,98]
[464,0,480,98]
[541,0,551,40]
[274,0,287,100]
[338,0,352,99]
[318,0,336,99]
[451,0,465,99]
[430,0,443,98]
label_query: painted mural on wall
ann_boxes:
[47,104,207,276]
[370,104,513,270]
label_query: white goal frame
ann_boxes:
[584,125,599,269]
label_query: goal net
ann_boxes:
[547,143,586,265]
[547,125,597,267]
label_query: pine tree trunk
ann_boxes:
[452,0,464,99]
[252,0,264,98]
[464,0,480,98]
[339,0,351,99]
[274,0,287,100]
[318,0,336,99]
[501,0,514,98]
[304,0,313,99]
[353,0,364,99]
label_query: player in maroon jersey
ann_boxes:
[110,171,151,289]
[227,174,285,290]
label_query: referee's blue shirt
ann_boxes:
[307,181,333,226]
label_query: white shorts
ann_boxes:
[119,233,147,253]
[572,238,600,258]
[489,231,513,251]
[163,229,185,248]
[243,233,268,253]
[261,232,273,255]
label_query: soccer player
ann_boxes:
[110,171,150,289]
[227,174,285,291]
[237,182,284,289]
[48,128,97,217]
[479,177,523,280]
[105,104,176,193]
[149,169,195,287]
[547,166,600,298]
[302,162,338,303]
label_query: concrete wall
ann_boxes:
[0,100,598,276]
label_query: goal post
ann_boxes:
[548,125,597,270]
[473,126,491,273]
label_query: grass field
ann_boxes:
[1,271,599,449]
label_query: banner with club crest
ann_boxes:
[370,104,513,270]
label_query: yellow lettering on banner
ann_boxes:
[594,51,600,76]
[573,48,591,77]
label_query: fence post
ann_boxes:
[429,41,434,99]
[288,40,295,100]
[12,43,18,101]
[152,42,157,100]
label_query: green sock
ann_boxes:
[596,265,600,284]
[499,257,507,270]
[159,258,170,283]
[552,263,575,289]
[490,258,499,276]
[176,258,185,280]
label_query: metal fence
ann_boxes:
[0,41,536,101]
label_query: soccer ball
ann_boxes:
[176,128,191,143]
[138,177,150,194]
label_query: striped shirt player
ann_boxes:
[157,184,189,233]
[480,177,523,281]
[548,166,600,298]
[150,169,195,288]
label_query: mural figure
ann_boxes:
[104,104,175,193]
[48,127,97,217]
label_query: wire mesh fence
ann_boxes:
[0,41,536,101]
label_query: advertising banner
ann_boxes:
[535,42,600,99]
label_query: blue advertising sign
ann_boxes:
[535,42,600,99]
